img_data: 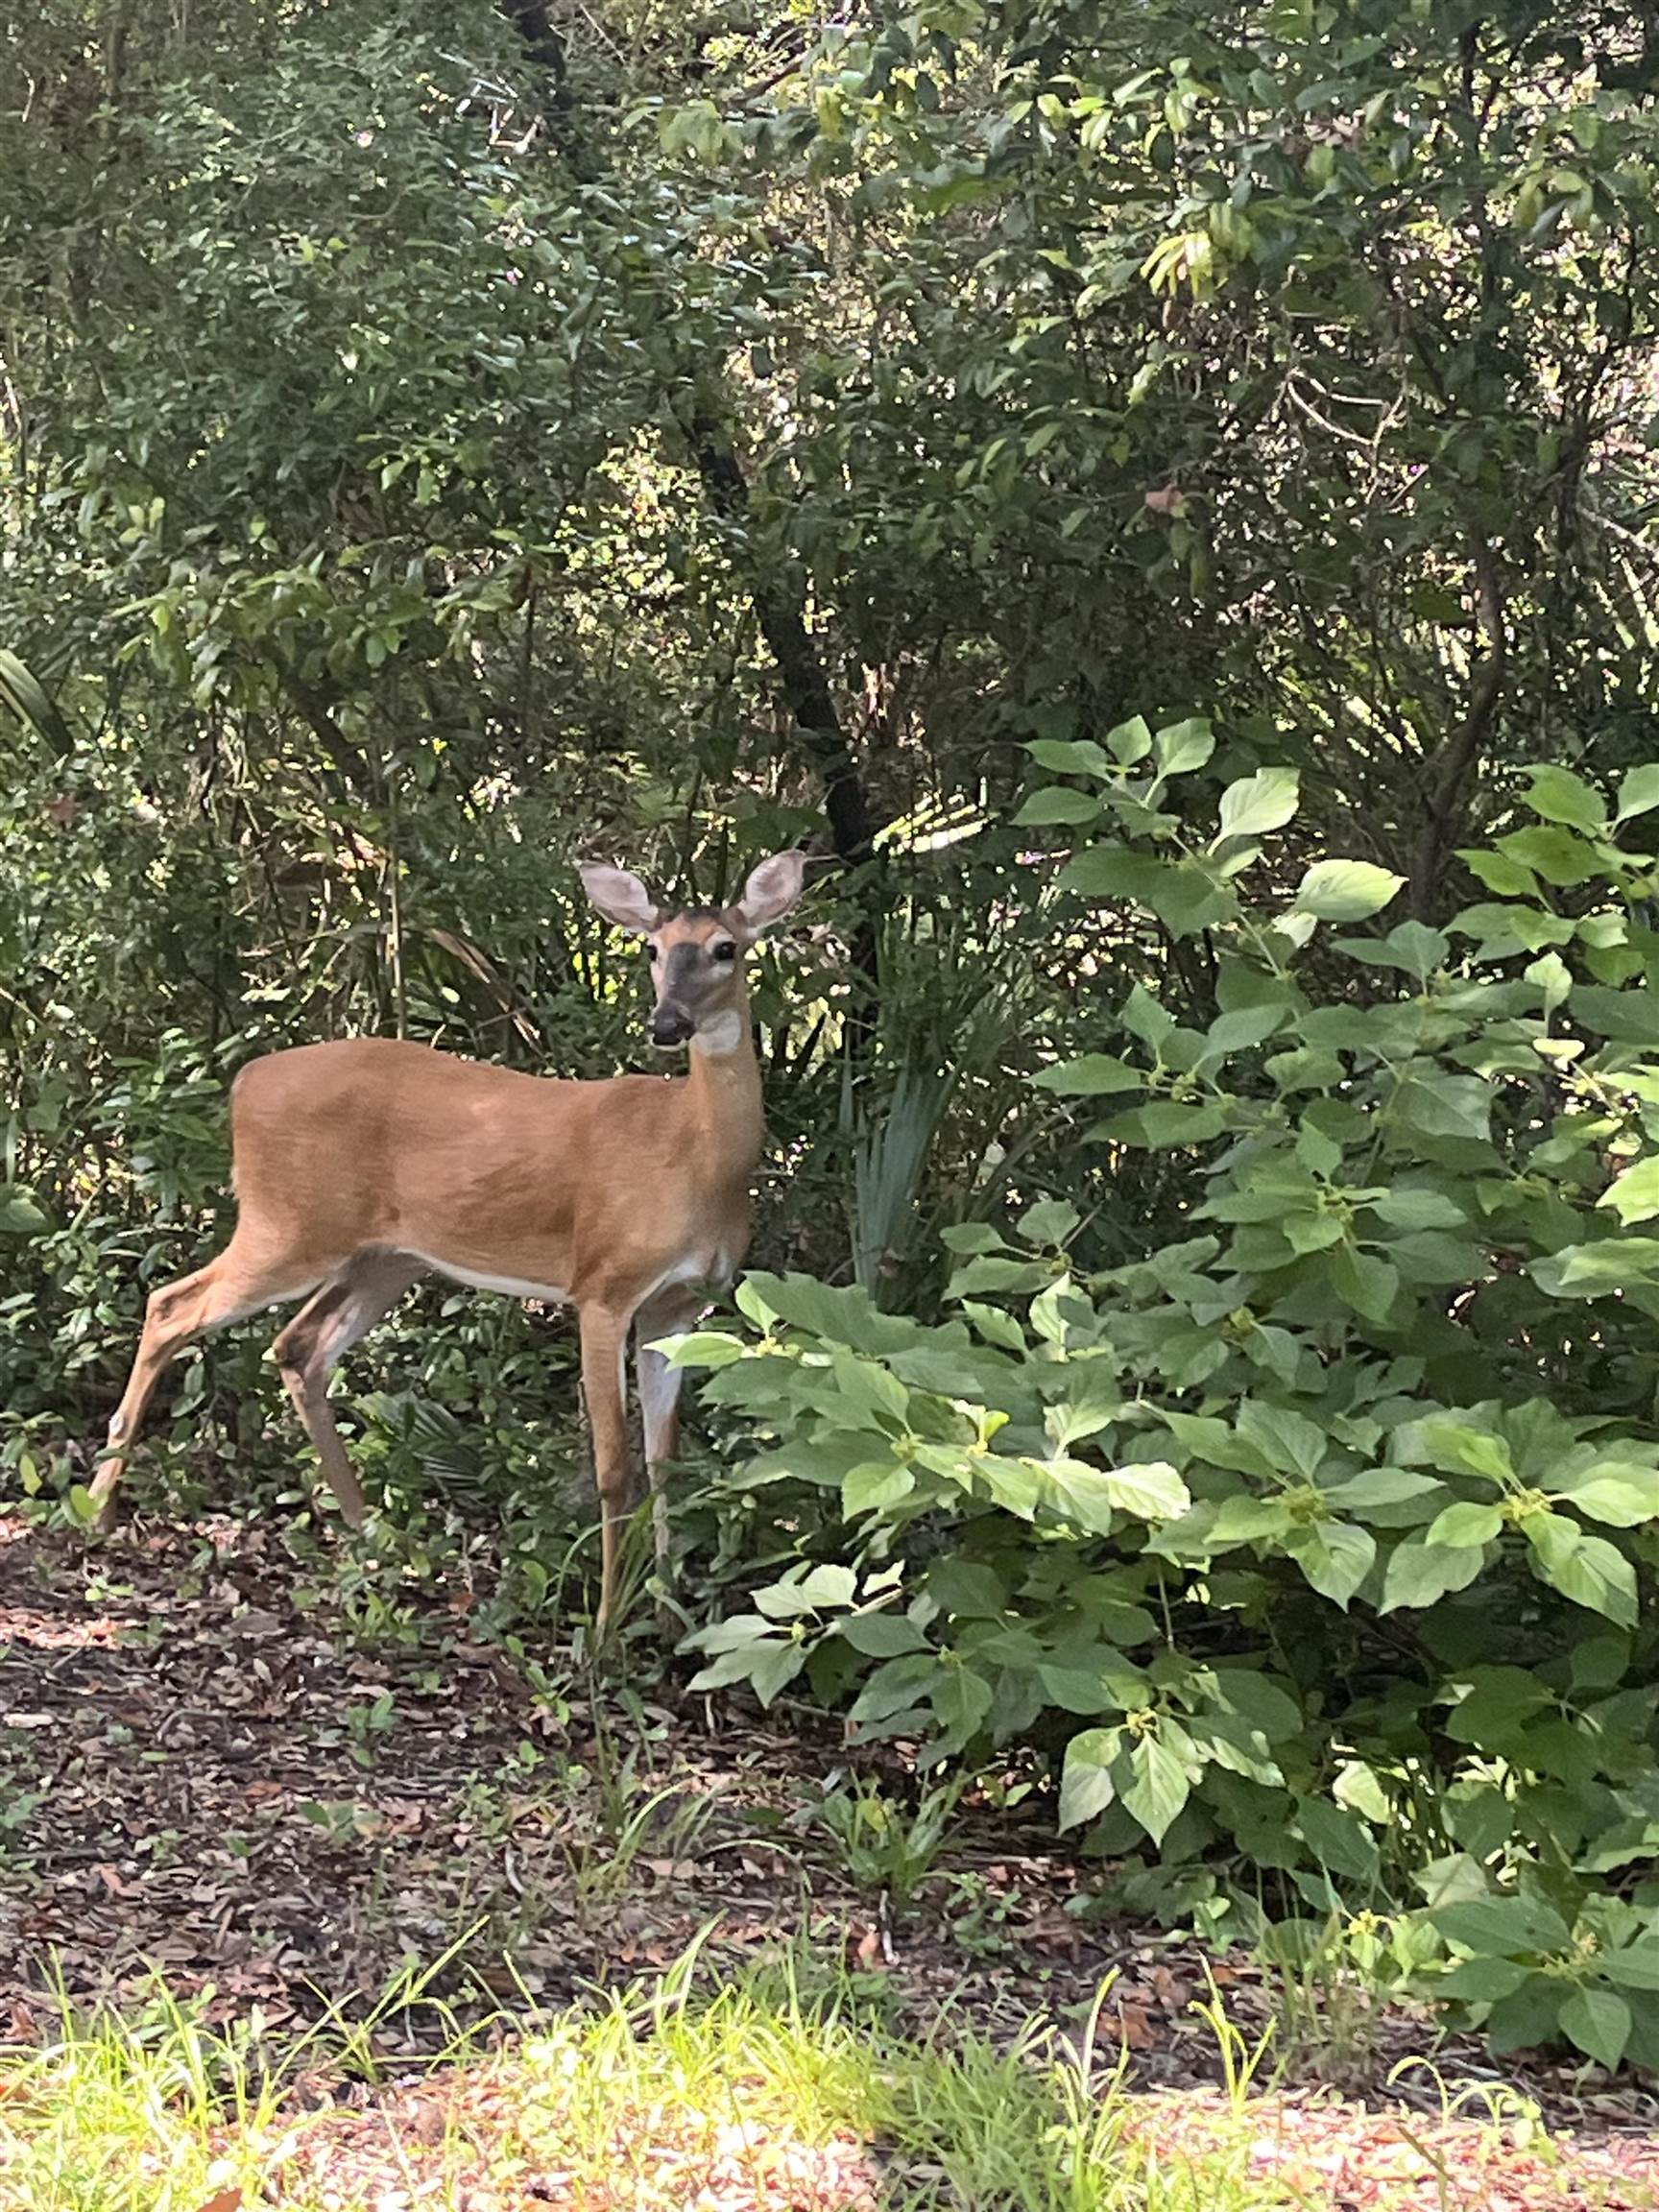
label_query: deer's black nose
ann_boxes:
[650,1006,694,1047]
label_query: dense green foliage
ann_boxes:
[682,732,1659,2070]
[7,0,1659,2066]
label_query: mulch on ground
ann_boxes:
[0,1513,1153,2049]
[1,1514,1657,2210]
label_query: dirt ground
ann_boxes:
[2,1511,1656,2203]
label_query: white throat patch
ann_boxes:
[693,1010,744,1057]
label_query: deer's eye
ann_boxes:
[711,941,737,963]
[647,945,660,963]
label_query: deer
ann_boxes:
[88,849,809,1628]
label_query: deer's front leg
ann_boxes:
[635,1289,703,1590]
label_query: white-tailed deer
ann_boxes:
[91,850,808,1626]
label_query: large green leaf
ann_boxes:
[1402,1420,1516,1483]
[1191,1712,1283,1787]
[1141,860,1238,936]
[1208,1495,1295,1545]
[1333,920,1449,980]
[1161,1411,1279,1479]
[1600,1943,1659,1991]
[1284,1522,1375,1608]
[1044,1459,1185,1530]
[1322,1467,1445,1514]
[1099,1459,1190,1521]
[1038,1654,1152,1715]
[828,1348,911,1432]
[1153,717,1214,776]
[663,1330,747,1368]
[0,1187,48,1235]
[1031,1053,1143,1095]
[1433,1895,1573,1958]
[1552,1464,1659,1527]
[1366,1187,1468,1231]
[1062,844,1238,934]
[1437,1957,1533,2003]
[1615,764,1659,822]
[1045,1456,1120,1536]
[1026,737,1111,777]
[740,1272,919,1354]
[1329,1245,1400,1323]
[1494,824,1600,886]
[1460,849,1539,897]
[1523,1514,1639,1625]
[850,1654,947,1726]
[839,1610,929,1656]
[1015,786,1102,826]
[1385,1071,1493,1146]
[1121,985,1176,1046]
[1559,1986,1630,2074]
[931,1664,995,1743]
[1019,1199,1082,1247]
[1528,1238,1659,1299]
[1381,1538,1486,1611]
[1094,1101,1231,1148]
[842,1462,917,1518]
[1214,766,1300,847]
[947,1256,1050,1298]
[1201,1668,1305,1741]
[1296,1796,1380,1881]
[1059,1726,1123,1832]
[1425,1502,1504,1549]
[1291,858,1404,922]
[1523,763,1606,834]
[1120,1729,1191,1844]
[1236,1400,1330,1479]
[1486,1977,1568,2055]
[1598,1156,1659,1227]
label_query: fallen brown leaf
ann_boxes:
[849,1924,892,1972]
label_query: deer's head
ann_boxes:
[580,851,808,1052]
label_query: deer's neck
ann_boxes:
[685,994,764,1181]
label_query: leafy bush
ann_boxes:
[676,724,1659,2070]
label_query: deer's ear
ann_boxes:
[579,863,661,934]
[732,851,808,935]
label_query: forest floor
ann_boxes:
[0,1515,1656,2209]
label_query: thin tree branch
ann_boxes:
[1407,534,1507,922]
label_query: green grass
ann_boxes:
[0,1949,1310,2212]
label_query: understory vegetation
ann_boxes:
[8,0,1659,2094]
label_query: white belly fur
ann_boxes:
[405,1248,735,1310]
[409,1251,569,1304]
[637,1249,734,1307]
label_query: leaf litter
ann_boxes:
[0,1517,1654,2209]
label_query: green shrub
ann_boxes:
[676,723,1659,2070]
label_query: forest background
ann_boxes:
[9,0,1659,2075]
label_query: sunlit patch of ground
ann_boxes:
[1127,2086,1659,2211]
[4,1967,1659,2212]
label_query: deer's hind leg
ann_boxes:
[273,1251,426,1526]
[92,1251,321,1529]
[580,1304,634,1631]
